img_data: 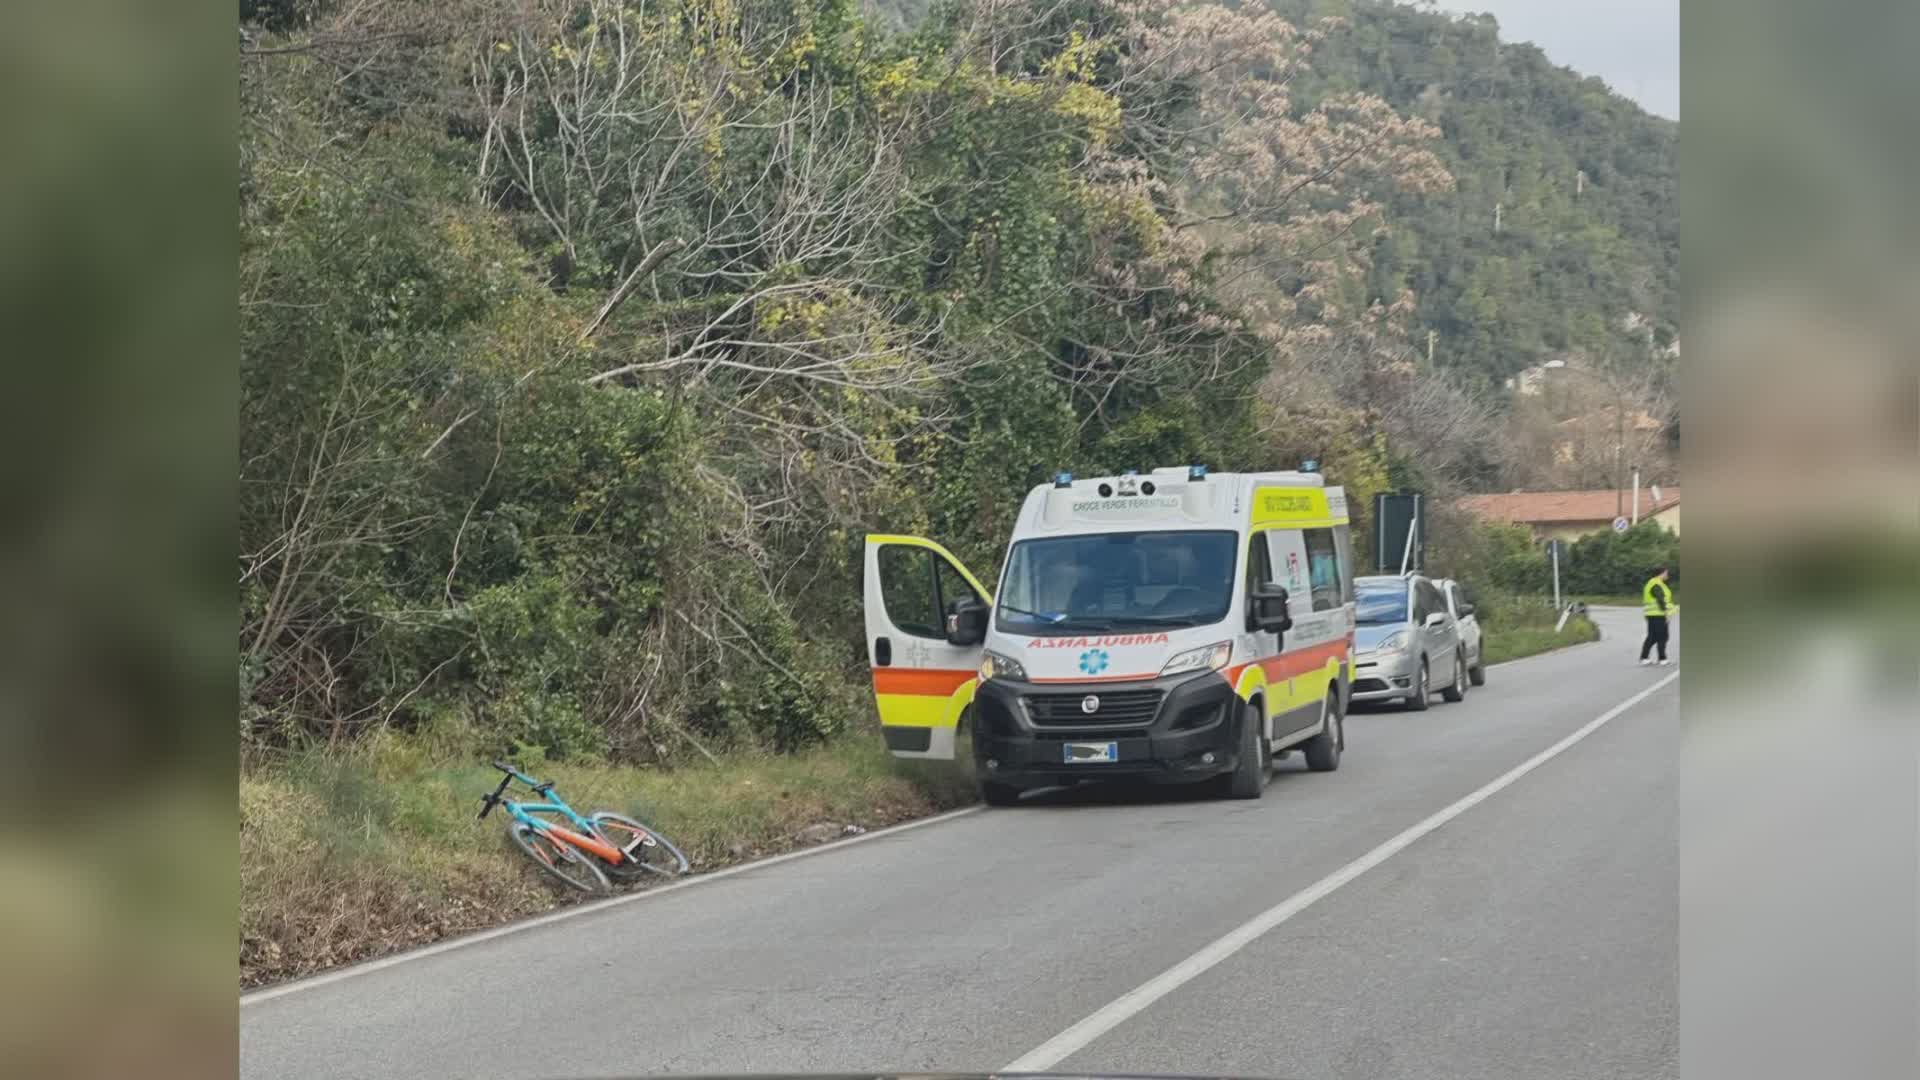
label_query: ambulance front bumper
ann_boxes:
[968,670,1243,787]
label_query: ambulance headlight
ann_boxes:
[979,650,1027,682]
[1160,642,1233,677]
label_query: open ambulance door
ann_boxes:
[863,534,992,760]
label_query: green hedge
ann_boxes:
[1476,520,1679,598]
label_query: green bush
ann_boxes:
[239,121,846,760]
[1563,522,1681,594]
[1477,520,1679,598]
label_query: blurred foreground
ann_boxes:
[1686,2,1920,1078]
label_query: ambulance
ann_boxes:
[862,466,1356,804]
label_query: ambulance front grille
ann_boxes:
[1023,689,1164,728]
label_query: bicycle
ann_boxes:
[477,761,690,894]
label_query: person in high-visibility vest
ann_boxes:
[1640,566,1677,666]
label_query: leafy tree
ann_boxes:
[239,0,1673,764]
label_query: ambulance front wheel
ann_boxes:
[1217,699,1267,800]
[965,709,1024,807]
[978,779,1023,806]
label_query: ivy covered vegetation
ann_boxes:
[240,0,1674,765]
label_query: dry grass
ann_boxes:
[240,734,976,987]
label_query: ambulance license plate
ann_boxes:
[1063,741,1118,764]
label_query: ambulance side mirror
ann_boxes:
[1249,583,1292,636]
[946,598,989,647]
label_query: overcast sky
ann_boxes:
[1433,0,1679,119]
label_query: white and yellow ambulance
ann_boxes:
[862,466,1356,804]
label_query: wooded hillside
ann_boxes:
[870,0,1680,389]
[240,0,1675,763]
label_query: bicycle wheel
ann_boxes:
[508,822,611,894]
[589,811,690,880]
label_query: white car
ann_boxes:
[1437,578,1486,687]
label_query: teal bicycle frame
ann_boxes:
[477,763,627,865]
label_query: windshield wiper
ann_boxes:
[996,604,1125,632]
[1047,616,1117,632]
[997,602,1066,624]
[1109,615,1211,628]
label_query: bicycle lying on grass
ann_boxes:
[477,761,690,894]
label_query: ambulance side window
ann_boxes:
[878,545,941,639]
[1303,528,1342,612]
[934,557,982,617]
[1246,532,1274,591]
[1332,526,1357,604]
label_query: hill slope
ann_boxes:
[865,0,1679,389]
[1268,0,1678,388]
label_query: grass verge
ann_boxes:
[240,734,977,988]
[1481,596,1601,666]
[240,598,1604,989]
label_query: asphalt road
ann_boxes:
[242,606,1676,1080]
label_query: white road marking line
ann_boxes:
[241,803,984,1007]
[1002,670,1679,1072]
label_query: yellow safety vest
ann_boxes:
[1642,577,1676,617]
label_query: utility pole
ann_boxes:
[1615,385,1626,519]
[1494,202,1503,234]
[1426,330,1436,366]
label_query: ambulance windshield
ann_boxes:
[996,530,1237,635]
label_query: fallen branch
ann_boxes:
[579,237,685,344]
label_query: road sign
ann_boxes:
[1612,516,1630,533]
[1374,492,1426,573]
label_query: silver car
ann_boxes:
[1350,574,1469,710]
[1437,577,1487,688]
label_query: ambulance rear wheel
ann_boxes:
[1301,691,1343,773]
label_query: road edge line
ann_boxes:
[1002,670,1679,1072]
[241,803,984,1007]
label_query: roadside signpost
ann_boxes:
[1549,539,1563,612]
[1374,492,1426,574]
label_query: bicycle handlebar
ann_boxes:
[481,761,562,820]
[477,771,513,820]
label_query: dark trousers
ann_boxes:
[1640,615,1669,661]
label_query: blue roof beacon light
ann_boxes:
[1053,472,1074,488]
[1188,464,1209,481]
[1300,458,1320,474]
